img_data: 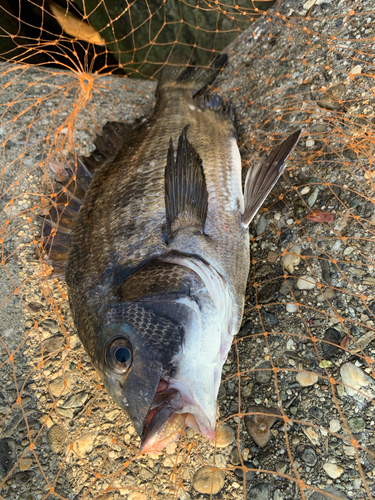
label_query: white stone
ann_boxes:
[296,372,318,387]
[306,139,315,147]
[351,65,362,75]
[72,432,98,456]
[283,245,301,274]
[303,0,331,8]
[297,275,317,290]
[343,445,356,456]
[340,362,374,397]
[286,339,295,349]
[308,187,319,207]
[300,186,310,195]
[286,303,298,313]
[329,418,341,433]
[323,462,344,479]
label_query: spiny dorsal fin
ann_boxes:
[42,120,132,275]
[165,125,208,242]
[241,130,302,227]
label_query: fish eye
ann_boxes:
[106,337,132,373]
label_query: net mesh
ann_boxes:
[0,1,374,499]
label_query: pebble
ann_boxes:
[247,483,272,500]
[238,319,252,337]
[215,454,226,469]
[280,228,292,245]
[234,461,256,481]
[72,432,98,456]
[283,245,301,274]
[41,319,59,334]
[256,214,269,235]
[348,417,365,432]
[49,378,65,397]
[351,65,362,75]
[286,303,298,313]
[304,0,331,8]
[27,301,43,312]
[56,407,74,419]
[230,446,241,465]
[296,372,318,387]
[0,438,16,479]
[306,139,315,148]
[300,186,310,195]
[308,188,319,207]
[329,419,341,433]
[19,493,35,500]
[322,462,343,479]
[317,288,336,302]
[192,467,225,494]
[19,458,33,471]
[303,427,320,446]
[128,493,147,500]
[245,405,281,447]
[310,486,348,500]
[215,423,235,448]
[261,310,278,326]
[297,445,317,466]
[42,335,65,354]
[15,471,33,483]
[62,391,88,409]
[48,424,67,454]
[321,328,341,358]
[343,445,356,456]
[297,275,317,290]
[275,461,288,474]
[178,492,191,500]
[255,361,273,384]
[340,362,373,397]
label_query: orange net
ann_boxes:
[0,1,374,499]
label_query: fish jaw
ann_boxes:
[140,372,218,453]
[140,361,222,452]
[104,355,164,437]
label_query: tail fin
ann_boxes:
[241,130,302,227]
[156,53,227,98]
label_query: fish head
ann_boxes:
[93,303,186,449]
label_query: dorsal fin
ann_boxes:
[241,130,302,227]
[42,121,132,275]
[165,126,208,242]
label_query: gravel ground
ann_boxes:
[0,0,374,499]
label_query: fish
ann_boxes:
[42,54,301,452]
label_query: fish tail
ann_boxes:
[156,53,228,98]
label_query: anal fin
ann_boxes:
[241,130,302,227]
[165,126,208,242]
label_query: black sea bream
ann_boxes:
[43,55,301,452]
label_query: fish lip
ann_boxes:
[140,386,182,451]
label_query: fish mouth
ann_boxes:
[140,379,184,452]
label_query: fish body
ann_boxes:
[44,56,301,451]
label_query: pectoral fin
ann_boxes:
[165,126,208,242]
[241,130,302,227]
